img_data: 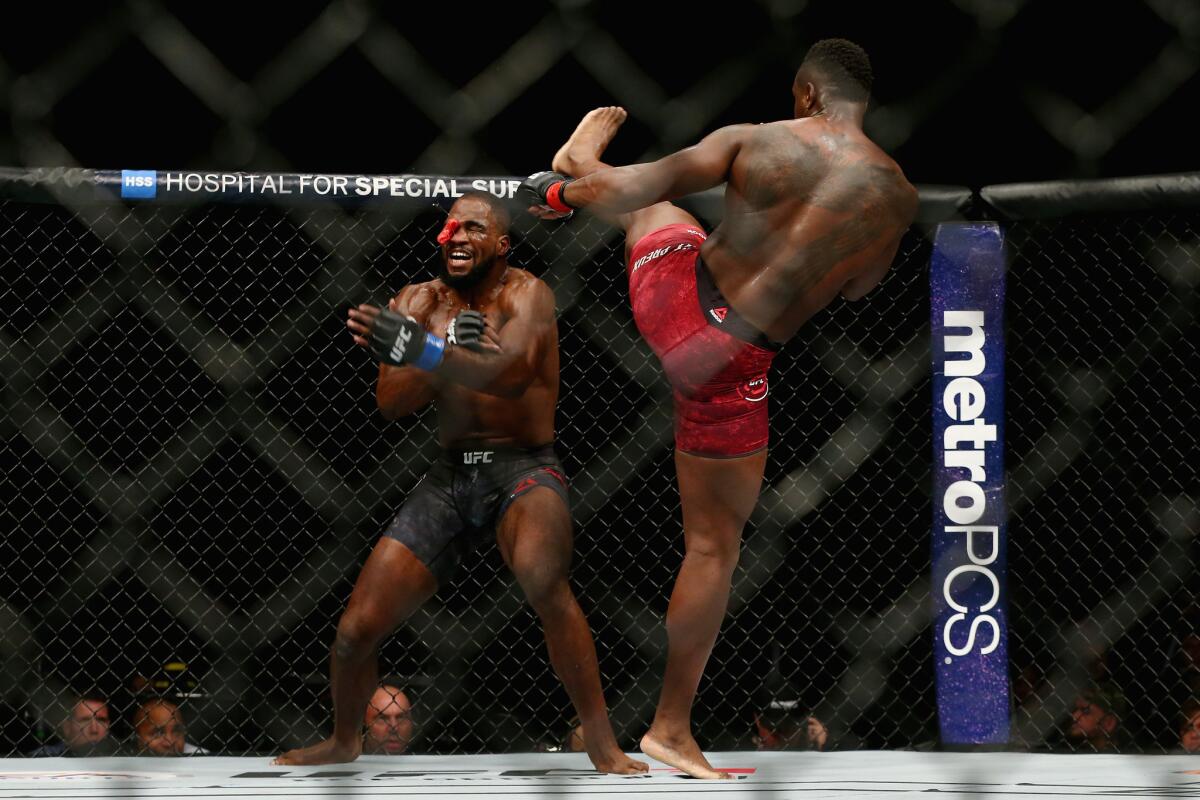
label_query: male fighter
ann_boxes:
[523,39,918,778]
[275,191,646,774]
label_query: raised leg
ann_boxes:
[551,106,703,253]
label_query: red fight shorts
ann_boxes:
[627,224,781,458]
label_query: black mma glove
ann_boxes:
[520,171,576,218]
[446,310,487,351]
[367,308,446,370]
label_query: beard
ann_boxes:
[439,253,496,291]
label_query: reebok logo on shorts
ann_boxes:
[709,307,728,323]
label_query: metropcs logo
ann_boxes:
[939,310,1001,658]
[120,170,157,199]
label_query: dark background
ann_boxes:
[1,0,1197,760]
[0,0,1195,185]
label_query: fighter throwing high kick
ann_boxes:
[523,39,918,778]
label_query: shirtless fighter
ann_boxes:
[522,39,918,778]
[275,191,646,775]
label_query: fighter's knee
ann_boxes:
[333,613,382,660]
[685,532,742,570]
[516,570,572,616]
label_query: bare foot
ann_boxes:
[585,741,649,775]
[640,728,729,780]
[552,106,628,177]
[272,737,361,766]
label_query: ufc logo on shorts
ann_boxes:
[388,326,412,362]
[463,451,494,464]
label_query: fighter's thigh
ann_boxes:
[342,537,438,636]
[674,447,767,553]
[496,486,574,583]
[621,203,704,256]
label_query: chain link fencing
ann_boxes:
[991,183,1200,755]
[0,170,1197,759]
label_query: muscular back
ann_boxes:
[704,118,917,342]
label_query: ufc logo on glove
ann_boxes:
[387,326,413,363]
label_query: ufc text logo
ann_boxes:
[388,326,413,363]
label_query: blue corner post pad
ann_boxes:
[120,170,158,199]
[930,223,1010,745]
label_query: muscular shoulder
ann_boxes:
[856,147,918,224]
[708,122,760,143]
[390,280,442,310]
[733,121,829,206]
[744,120,823,151]
[498,268,555,318]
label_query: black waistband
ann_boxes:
[695,256,783,352]
[440,443,557,466]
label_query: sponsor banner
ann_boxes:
[930,222,1010,745]
[100,171,525,207]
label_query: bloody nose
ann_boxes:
[437,219,460,244]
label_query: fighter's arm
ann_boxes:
[535,125,753,215]
[350,279,554,401]
[348,285,440,421]
[434,279,553,399]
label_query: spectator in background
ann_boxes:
[362,685,413,755]
[133,699,208,756]
[1179,699,1200,753]
[1066,684,1126,753]
[752,700,828,751]
[27,696,114,757]
[1156,601,1200,751]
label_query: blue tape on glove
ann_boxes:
[413,333,446,371]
